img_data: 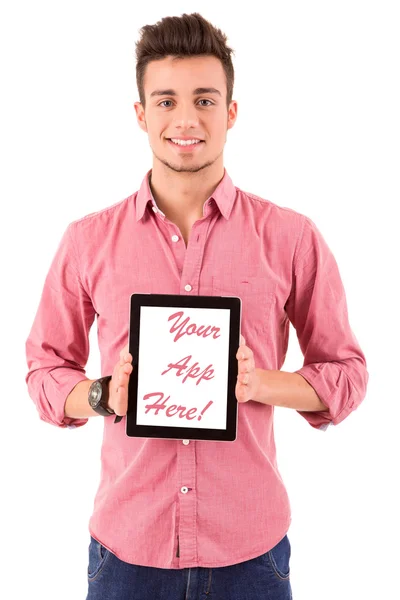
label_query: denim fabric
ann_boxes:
[86,533,293,599]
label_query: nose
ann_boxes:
[173,105,199,129]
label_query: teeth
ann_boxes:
[170,139,201,146]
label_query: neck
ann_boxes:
[149,161,225,222]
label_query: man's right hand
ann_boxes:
[108,343,133,419]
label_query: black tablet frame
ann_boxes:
[126,293,241,441]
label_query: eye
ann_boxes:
[158,99,214,108]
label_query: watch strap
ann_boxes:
[100,376,123,423]
[89,376,124,424]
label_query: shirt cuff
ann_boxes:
[40,368,90,428]
[294,365,336,430]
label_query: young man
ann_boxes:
[25,12,368,600]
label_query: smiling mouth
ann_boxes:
[166,139,205,151]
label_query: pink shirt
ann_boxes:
[25,168,368,568]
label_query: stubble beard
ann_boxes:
[150,142,224,174]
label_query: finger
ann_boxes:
[236,345,253,361]
[120,343,130,365]
[120,345,127,362]
[238,357,255,374]
[110,362,133,416]
[120,353,132,366]
[240,334,246,346]
[236,347,245,360]
[122,351,132,364]
[236,380,249,403]
[113,379,128,417]
[121,361,133,374]
[117,363,133,390]
[237,372,250,385]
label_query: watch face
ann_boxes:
[89,381,103,408]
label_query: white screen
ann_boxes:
[136,305,231,429]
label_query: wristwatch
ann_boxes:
[88,376,123,423]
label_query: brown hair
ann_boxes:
[135,12,235,110]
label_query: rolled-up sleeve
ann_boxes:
[284,215,369,430]
[25,222,95,428]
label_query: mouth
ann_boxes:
[166,138,205,152]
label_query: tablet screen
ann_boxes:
[137,305,230,429]
[127,294,241,442]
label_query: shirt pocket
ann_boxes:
[211,274,276,334]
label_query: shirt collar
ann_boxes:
[135,168,237,222]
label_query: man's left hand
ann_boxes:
[235,334,260,403]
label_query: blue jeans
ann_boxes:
[86,533,293,599]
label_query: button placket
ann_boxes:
[179,215,217,298]
[177,432,197,563]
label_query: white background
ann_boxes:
[1,1,399,598]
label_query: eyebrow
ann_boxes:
[150,87,222,98]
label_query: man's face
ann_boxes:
[134,55,237,173]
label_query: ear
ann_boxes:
[227,100,238,131]
[134,101,148,133]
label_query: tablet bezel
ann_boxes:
[126,293,241,441]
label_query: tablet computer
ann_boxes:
[126,293,241,441]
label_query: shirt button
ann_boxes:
[181,486,189,494]
[182,439,190,445]
[184,284,192,292]
[152,206,158,213]
[171,235,179,242]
